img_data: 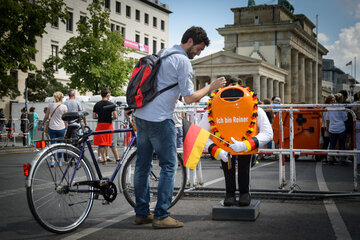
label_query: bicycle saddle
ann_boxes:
[62,111,89,121]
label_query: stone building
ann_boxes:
[1,0,171,114]
[193,4,328,104]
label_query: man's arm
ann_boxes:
[183,77,226,104]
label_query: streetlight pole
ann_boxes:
[315,14,318,104]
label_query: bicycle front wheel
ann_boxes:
[26,144,95,233]
[121,151,186,209]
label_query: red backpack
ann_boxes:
[126,50,184,109]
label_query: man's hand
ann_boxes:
[125,109,134,118]
[209,77,226,92]
[230,137,247,153]
[218,150,228,163]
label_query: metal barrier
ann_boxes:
[0,118,30,147]
[175,103,360,199]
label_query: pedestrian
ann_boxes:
[262,98,273,152]
[63,89,87,143]
[92,88,117,165]
[20,107,28,146]
[325,93,349,165]
[198,78,273,206]
[339,90,354,158]
[351,91,360,167]
[321,95,334,163]
[127,26,226,229]
[0,108,6,132]
[41,91,68,166]
[29,107,38,146]
[174,96,185,148]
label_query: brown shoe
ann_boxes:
[134,213,154,225]
[152,216,184,229]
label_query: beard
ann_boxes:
[186,45,195,59]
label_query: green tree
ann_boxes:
[60,0,135,96]
[26,56,67,102]
[0,0,67,99]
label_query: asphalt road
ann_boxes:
[0,149,359,240]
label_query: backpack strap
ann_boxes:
[157,50,186,94]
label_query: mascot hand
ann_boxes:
[230,137,247,153]
[218,150,228,163]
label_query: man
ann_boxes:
[63,89,87,142]
[93,88,117,164]
[130,26,226,229]
[0,108,5,131]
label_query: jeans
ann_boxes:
[48,128,66,159]
[329,130,346,151]
[134,117,176,220]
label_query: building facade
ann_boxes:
[1,0,171,114]
[213,4,328,103]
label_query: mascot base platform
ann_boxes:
[212,200,260,221]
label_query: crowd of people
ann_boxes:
[0,25,359,230]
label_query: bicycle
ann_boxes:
[25,110,186,233]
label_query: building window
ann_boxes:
[161,42,165,50]
[161,20,165,31]
[51,45,59,70]
[80,15,86,24]
[66,11,73,31]
[30,42,35,61]
[111,23,115,31]
[153,40,157,54]
[116,1,121,13]
[153,17,157,28]
[144,13,149,24]
[52,16,59,28]
[144,37,148,46]
[121,27,125,38]
[10,70,18,81]
[135,34,140,43]
[116,25,120,32]
[126,5,131,17]
[104,0,110,9]
[136,9,140,21]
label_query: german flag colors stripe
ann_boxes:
[183,119,210,169]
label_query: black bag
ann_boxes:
[126,50,184,109]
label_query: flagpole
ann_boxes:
[209,132,231,145]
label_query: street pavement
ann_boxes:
[0,147,359,240]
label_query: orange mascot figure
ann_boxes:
[198,78,273,206]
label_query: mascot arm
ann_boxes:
[198,112,227,161]
[255,107,274,147]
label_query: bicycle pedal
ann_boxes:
[94,193,99,199]
[102,200,110,205]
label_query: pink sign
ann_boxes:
[124,39,149,53]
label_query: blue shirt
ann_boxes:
[135,45,194,122]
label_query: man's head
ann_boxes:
[273,97,281,104]
[226,77,242,87]
[68,89,76,99]
[181,26,210,59]
[100,88,110,100]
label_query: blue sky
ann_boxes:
[165,0,360,81]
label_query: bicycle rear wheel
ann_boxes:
[26,144,95,233]
[121,151,186,209]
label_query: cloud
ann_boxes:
[356,3,360,18]
[337,0,360,18]
[318,33,329,44]
[325,22,360,77]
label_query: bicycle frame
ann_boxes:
[68,127,137,189]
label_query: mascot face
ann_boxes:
[208,85,258,155]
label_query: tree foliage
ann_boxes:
[0,0,67,99]
[26,56,67,102]
[60,0,135,96]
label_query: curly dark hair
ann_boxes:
[100,88,110,98]
[181,26,210,46]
